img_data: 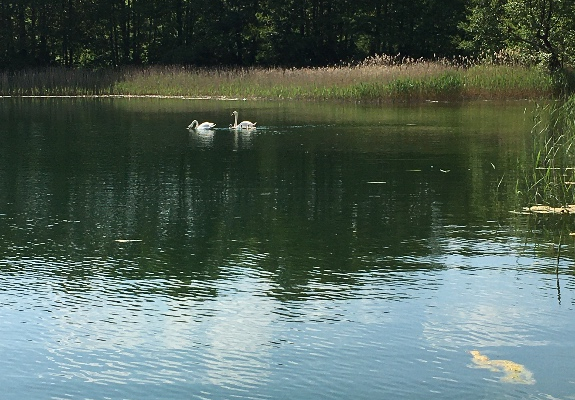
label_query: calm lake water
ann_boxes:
[0,97,574,399]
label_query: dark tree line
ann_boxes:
[0,0,573,70]
[0,0,467,69]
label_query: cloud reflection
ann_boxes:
[202,288,275,388]
[35,261,279,390]
[421,268,551,349]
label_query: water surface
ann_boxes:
[0,98,574,399]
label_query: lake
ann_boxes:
[0,97,574,399]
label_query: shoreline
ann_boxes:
[0,94,239,100]
[0,94,551,104]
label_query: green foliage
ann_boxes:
[459,0,508,54]
[505,0,575,71]
[460,0,575,73]
[0,0,468,70]
[1,0,573,74]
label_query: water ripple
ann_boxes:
[1,235,575,399]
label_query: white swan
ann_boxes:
[230,111,257,130]
[188,120,216,130]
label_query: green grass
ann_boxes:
[0,58,557,101]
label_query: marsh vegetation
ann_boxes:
[0,56,556,102]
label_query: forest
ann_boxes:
[0,0,574,72]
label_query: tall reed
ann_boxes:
[0,67,119,96]
[0,56,555,101]
[517,96,575,207]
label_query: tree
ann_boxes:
[504,0,574,71]
[460,0,575,71]
[0,0,493,69]
[459,0,507,56]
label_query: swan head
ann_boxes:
[232,111,238,116]
[188,120,198,129]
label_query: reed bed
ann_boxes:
[0,56,555,101]
[517,96,575,208]
[0,67,119,96]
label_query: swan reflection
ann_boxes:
[188,129,215,148]
[233,128,256,149]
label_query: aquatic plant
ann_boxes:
[470,350,535,384]
[517,96,575,209]
[0,56,554,101]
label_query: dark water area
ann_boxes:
[0,98,573,399]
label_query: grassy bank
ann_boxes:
[0,58,556,101]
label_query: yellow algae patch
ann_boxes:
[470,350,535,385]
[521,204,575,214]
